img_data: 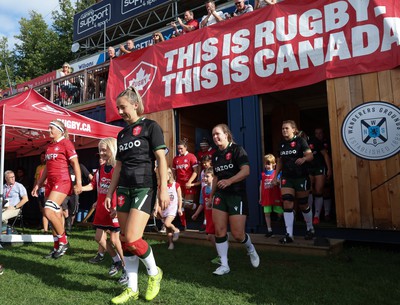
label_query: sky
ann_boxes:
[0,0,77,50]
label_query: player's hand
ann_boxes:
[74,183,82,195]
[217,179,231,189]
[104,198,111,212]
[158,187,169,210]
[110,208,117,218]
[31,185,39,197]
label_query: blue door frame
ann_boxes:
[228,95,263,233]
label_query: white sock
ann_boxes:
[215,240,229,267]
[324,199,332,216]
[112,255,120,263]
[284,211,294,237]
[314,196,323,218]
[308,193,314,206]
[302,208,314,230]
[242,233,255,253]
[125,255,139,292]
[139,247,158,276]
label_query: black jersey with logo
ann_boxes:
[116,117,166,188]
[308,137,325,169]
[279,136,310,178]
[212,142,249,194]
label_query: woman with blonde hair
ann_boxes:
[32,119,82,259]
[82,137,126,283]
[105,86,169,304]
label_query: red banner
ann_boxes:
[106,0,400,122]
[16,71,57,92]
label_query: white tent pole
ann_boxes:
[0,123,5,225]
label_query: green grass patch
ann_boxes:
[0,228,399,305]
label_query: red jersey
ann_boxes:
[202,185,215,234]
[45,137,77,180]
[172,152,198,183]
[260,170,282,207]
[184,19,199,33]
[197,147,216,164]
[90,164,119,228]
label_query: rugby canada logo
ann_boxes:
[132,126,142,136]
[32,102,70,116]
[341,101,400,161]
[124,61,157,98]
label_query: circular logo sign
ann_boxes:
[341,101,400,160]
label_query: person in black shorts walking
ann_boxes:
[273,120,314,243]
[105,86,168,304]
[210,123,260,276]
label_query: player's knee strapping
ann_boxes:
[44,200,61,212]
[298,197,309,206]
[284,208,294,213]
[282,194,294,202]
[124,238,150,257]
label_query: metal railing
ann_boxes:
[35,62,110,108]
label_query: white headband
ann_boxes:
[49,122,64,133]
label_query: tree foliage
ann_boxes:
[14,11,58,81]
[7,0,96,86]
[0,37,16,90]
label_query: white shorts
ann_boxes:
[162,202,178,218]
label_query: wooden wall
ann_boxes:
[327,69,400,230]
[146,109,175,166]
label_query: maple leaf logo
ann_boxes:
[124,61,157,98]
[128,68,150,91]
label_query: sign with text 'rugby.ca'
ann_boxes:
[106,0,400,122]
[73,0,169,41]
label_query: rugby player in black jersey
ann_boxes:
[272,120,314,243]
[209,124,260,276]
[105,86,169,304]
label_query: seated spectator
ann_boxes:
[107,46,117,60]
[233,0,253,16]
[171,10,199,36]
[119,39,135,55]
[255,0,278,9]
[2,170,28,225]
[59,62,78,106]
[200,0,225,28]
[152,32,165,44]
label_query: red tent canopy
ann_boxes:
[0,89,122,157]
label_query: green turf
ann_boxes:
[0,228,399,305]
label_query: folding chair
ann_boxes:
[9,208,24,234]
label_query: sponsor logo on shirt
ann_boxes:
[280,150,297,156]
[214,164,234,172]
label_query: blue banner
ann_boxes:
[73,0,170,41]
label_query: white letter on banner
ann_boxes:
[232,29,250,53]
[222,58,231,85]
[325,32,351,62]
[254,21,275,48]
[222,33,231,57]
[177,44,194,69]
[231,56,250,83]
[162,73,176,97]
[175,69,192,94]
[276,44,299,74]
[381,17,400,52]
[193,66,201,91]
[201,63,218,89]
[194,41,202,65]
[298,38,324,69]
[299,9,323,37]
[165,49,178,72]
[347,0,370,22]
[352,25,379,57]
[325,1,349,32]
[254,49,275,77]
[202,37,219,62]
[276,15,297,42]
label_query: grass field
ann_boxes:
[0,228,399,305]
